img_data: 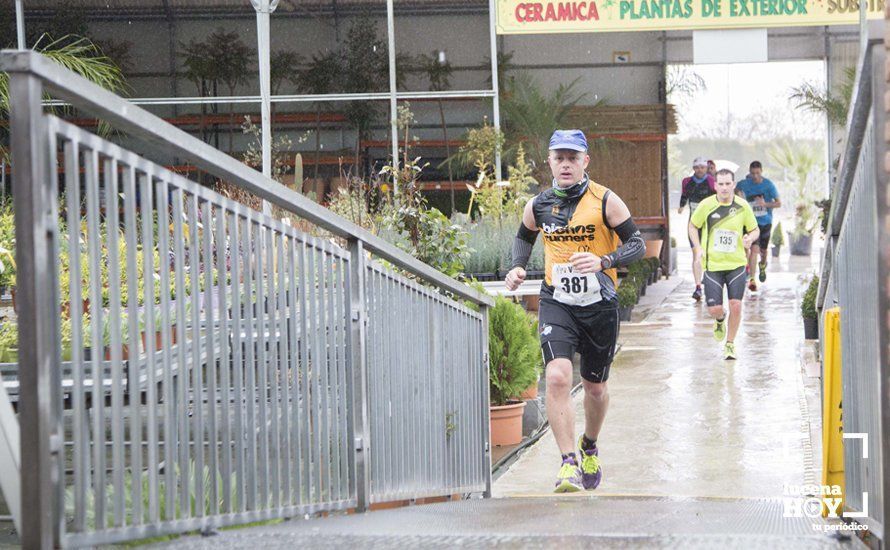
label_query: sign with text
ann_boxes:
[495,0,882,34]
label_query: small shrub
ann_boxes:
[772,221,785,247]
[801,275,819,320]
[488,296,541,406]
[617,279,638,308]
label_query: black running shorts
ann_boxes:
[755,223,772,249]
[703,266,747,306]
[538,295,619,383]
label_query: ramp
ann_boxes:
[150,495,865,549]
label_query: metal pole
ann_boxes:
[660,31,670,276]
[825,28,833,193]
[8,69,61,549]
[347,239,371,510]
[251,0,278,216]
[488,0,502,180]
[480,307,492,498]
[15,0,25,50]
[871,44,890,548]
[859,0,867,54]
[386,0,399,194]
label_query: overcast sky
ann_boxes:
[672,60,828,141]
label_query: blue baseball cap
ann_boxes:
[549,129,588,152]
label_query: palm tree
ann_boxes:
[271,50,303,96]
[419,52,456,212]
[484,50,517,93]
[298,52,342,183]
[180,38,216,145]
[1,34,126,163]
[180,29,252,152]
[500,72,588,184]
[769,141,824,238]
[789,66,856,128]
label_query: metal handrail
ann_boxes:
[817,41,877,310]
[42,89,498,107]
[0,49,492,308]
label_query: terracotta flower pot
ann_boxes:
[141,327,177,351]
[490,401,527,447]
[643,239,663,259]
[523,294,540,312]
[520,380,539,400]
[104,344,130,361]
[369,499,411,511]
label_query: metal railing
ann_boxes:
[817,41,889,542]
[0,50,493,548]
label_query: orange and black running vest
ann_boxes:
[532,179,619,304]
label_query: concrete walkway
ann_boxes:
[494,250,822,499]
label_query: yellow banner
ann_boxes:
[496,0,882,34]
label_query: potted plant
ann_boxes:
[0,244,15,298]
[801,275,819,339]
[647,257,660,284]
[771,221,785,258]
[519,317,542,400]
[0,321,17,363]
[0,200,16,300]
[670,236,678,274]
[489,296,540,446]
[768,142,823,256]
[628,262,649,295]
[618,279,638,322]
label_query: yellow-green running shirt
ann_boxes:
[690,195,758,272]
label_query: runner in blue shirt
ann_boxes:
[736,161,781,291]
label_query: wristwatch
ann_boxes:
[601,254,613,270]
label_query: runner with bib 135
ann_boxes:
[504,129,645,493]
[689,169,759,361]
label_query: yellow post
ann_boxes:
[821,307,845,516]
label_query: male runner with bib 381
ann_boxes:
[689,169,759,361]
[504,130,645,493]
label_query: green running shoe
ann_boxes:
[713,318,726,342]
[758,261,767,283]
[724,341,736,360]
[577,436,602,490]
[553,457,584,493]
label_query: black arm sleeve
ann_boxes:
[511,224,539,270]
[602,218,646,269]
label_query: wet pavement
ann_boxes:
[494,247,823,499]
